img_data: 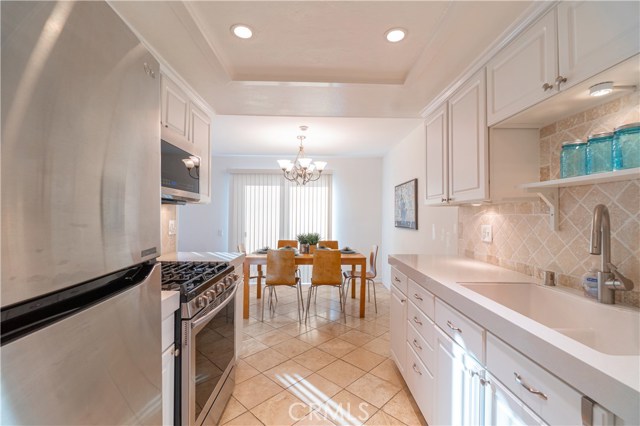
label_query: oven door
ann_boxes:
[182,287,236,426]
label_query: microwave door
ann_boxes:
[161,140,201,202]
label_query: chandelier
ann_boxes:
[277,126,327,185]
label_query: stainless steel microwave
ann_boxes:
[161,139,201,203]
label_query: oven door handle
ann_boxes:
[191,285,236,331]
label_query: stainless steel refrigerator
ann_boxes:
[1,2,163,424]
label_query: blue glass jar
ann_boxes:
[613,122,640,170]
[560,139,586,178]
[586,131,613,174]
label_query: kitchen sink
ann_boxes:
[460,282,640,356]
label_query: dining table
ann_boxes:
[242,252,368,318]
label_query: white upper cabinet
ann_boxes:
[487,2,640,126]
[557,1,640,89]
[424,104,448,205]
[161,75,189,138]
[448,68,488,204]
[189,103,211,203]
[487,10,557,126]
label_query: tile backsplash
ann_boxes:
[161,204,177,255]
[460,93,640,307]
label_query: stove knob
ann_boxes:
[196,296,207,309]
[215,283,225,294]
[204,290,215,302]
[224,276,233,286]
[230,273,239,281]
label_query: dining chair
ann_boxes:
[263,249,304,323]
[306,250,345,322]
[317,240,339,249]
[238,243,276,302]
[277,239,299,248]
[342,245,379,313]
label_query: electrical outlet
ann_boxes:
[481,224,492,243]
[168,220,176,236]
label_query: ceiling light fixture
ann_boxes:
[277,126,327,186]
[589,81,614,97]
[385,28,406,43]
[231,24,253,39]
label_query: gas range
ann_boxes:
[161,261,239,319]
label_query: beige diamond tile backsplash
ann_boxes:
[460,93,640,307]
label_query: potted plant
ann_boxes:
[297,232,321,254]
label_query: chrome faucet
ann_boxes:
[589,204,634,304]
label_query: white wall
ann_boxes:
[178,156,382,255]
[380,124,458,285]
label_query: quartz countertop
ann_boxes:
[389,254,640,424]
[161,290,179,320]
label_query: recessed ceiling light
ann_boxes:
[589,81,614,97]
[385,28,406,43]
[231,24,253,39]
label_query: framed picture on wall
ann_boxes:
[395,178,418,229]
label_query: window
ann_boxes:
[230,173,332,253]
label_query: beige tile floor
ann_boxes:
[220,284,427,426]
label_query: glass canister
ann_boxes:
[586,131,613,174]
[613,122,640,170]
[560,139,587,178]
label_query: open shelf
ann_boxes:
[519,168,640,190]
[518,168,639,231]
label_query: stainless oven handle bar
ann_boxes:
[191,284,237,330]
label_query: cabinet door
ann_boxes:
[484,373,547,426]
[162,345,175,426]
[425,104,448,205]
[486,10,557,125]
[189,103,211,203]
[558,1,640,89]
[390,286,407,373]
[161,75,189,138]
[435,328,483,426]
[448,68,488,204]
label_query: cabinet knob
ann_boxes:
[555,75,567,88]
[542,83,554,91]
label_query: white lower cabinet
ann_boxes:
[406,343,435,426]
[484,372,546,426]
[435,327,484,426]
[161,345,175,426]
[390,285,407,372]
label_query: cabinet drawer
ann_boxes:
[408,301,433,345]
[484,372,546,426]
[162,315,174,352]
[487,333,582,426]
[408,279,435,319]
[390,267,408,295]
[435,298,484,363]
[406,343,435,425]
[407,320,435,372]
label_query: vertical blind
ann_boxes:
[230,173,332,253]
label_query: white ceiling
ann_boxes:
[110,1,534,156]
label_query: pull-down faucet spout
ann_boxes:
[589,204,634,304]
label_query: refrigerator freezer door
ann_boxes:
[0,264,162,425]
[1,1,161,307]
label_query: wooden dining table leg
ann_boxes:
[243,260,250,319]
[257,265,263,299]
[359,259,366,318]
[351,265,356,298]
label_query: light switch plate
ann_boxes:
[168,220,176,236]
[481,224,492,243]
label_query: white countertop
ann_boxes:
[161,290,179,320]
[389,254,640,424]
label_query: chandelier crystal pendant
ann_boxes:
[277,126,327,186]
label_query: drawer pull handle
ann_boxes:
[400,298,406,303]
[413,363,422,376]
[413,339,422,350]
[413,316,423,326]
[480,378,490,386]
[514,373,548,400]
[413,294,423,301]
[446,320,462,333]
[394,277,401,282]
